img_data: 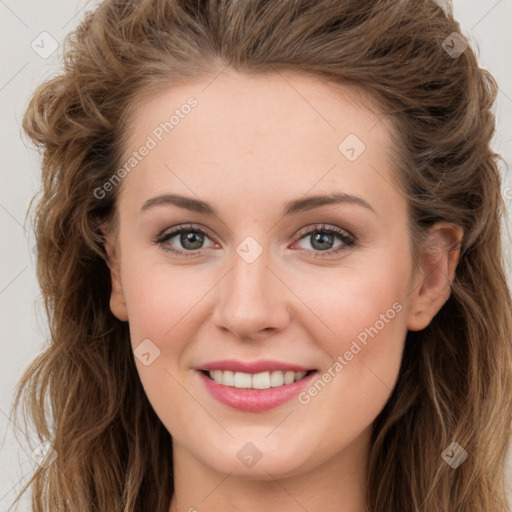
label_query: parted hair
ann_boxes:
[12,0,512,510]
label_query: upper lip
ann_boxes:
[197,359,316,374]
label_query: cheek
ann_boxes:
[120,255,209,345]
[328,278,406,362]
[294,251,409,416]
[298,252,408,353]
[119,257,208,429]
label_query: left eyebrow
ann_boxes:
[139,191,376,216]
[282,192,376,216]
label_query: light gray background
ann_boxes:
[1,0,511,510]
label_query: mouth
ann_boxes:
[199,369,317,390]
[198,368,319,412]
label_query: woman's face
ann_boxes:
[104,69,456,480]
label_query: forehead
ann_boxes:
[118,69,402,218]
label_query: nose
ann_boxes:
[211,244,291,341]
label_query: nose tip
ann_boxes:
[211,251,290,340]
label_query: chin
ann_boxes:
[190,436,317,479]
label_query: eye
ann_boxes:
[154,223,356,258]
[154,224,218,257]
[291,224,356,258]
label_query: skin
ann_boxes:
[103,68,463,512]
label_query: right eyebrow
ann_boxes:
[140,194,215,215]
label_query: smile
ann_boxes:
[204,369,313,389]
[198,369,318,412]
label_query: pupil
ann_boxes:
[312,232,332,251]
[181,231,203,249]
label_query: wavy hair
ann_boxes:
[12,0,512,510]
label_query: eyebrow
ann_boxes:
[140,192,376,216]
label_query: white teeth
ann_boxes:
[222,370,234,386]
[270,371,284,387]
[207,369,309,389]
[234,372,252,388]
[252,371,270,389]
[284,371,295,385]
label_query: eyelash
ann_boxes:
[154,223,356,259]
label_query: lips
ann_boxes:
[197,359,315,373]
[195,359,318,412]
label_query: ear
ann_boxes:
[102,227,129,322]
[406,222,464,331]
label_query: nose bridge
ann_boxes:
[212,238,289,337]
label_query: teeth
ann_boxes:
[234,371,251,388]
[270,371,284,387]
[252,371,270,389]
[207,369,308,389]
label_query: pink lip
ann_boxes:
[197,369,318,412]
[197,359,315,373]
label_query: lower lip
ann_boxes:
[198,370,318,412]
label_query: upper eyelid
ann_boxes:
[295,224,354,240]
[158,223,218,242]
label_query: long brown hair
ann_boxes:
[12,0,512,510]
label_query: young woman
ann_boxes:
[12,0,512,510]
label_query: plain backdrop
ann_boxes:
[1,0,511,510]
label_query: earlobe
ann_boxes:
[103,231,129,322]
[406,222,463,332]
